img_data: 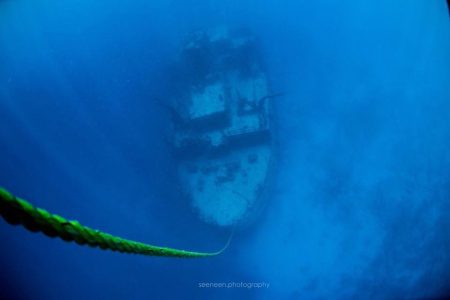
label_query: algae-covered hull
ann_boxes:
[170,27,274,227]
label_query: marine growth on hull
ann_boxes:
[168,27,274,227]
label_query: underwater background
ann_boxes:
[1,0,450,299]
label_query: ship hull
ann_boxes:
[170,27,274,227]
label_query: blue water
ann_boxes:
[1,1,450,299]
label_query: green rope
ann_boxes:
[0,187,227,258]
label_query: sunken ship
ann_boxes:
[168,27,275,227]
